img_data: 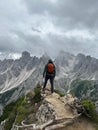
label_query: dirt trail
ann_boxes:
[44,85,96,130]
[45,93,74,119]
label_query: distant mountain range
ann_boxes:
[0,51,98,111]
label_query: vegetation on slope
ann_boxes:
[82,99,98,123]
[70,79,98,101]
[70,79,98,125]
[54,89,65,97]
[0,83,42,130]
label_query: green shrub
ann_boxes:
[0,95,26,129]
[0,84,42,128]
[18,106,27,114]
[54,89,65,97]
[15,114,25,124]
[82,99,98,123]
[95,126,98,130]
[4,112,16,130]
[33,83,41,103]
[0,102,16,122]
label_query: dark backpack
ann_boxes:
[47,63,54,73]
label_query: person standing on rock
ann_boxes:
[43,59,56,93]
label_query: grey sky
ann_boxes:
[0,0,98,59]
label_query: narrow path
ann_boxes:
[45,93,74,119]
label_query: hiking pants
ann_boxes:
[43,75,54,93]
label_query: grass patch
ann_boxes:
[95,126,98,130]
[54,89,65,97]
[82,99,98,123]
[33,83,41,103]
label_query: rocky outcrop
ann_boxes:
[36,101,56,124]
[5,86,95,130]
[13,92,87,130]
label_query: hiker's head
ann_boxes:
[48,59,53,63]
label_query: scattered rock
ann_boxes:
[36,100,56,124]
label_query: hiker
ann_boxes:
[43,59,56,93]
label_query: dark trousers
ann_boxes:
[43,75,54,93]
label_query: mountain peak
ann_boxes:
[22,51,31,59]
[42,52,50,58]
[76,53,85,58]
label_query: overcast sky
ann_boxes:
[0,0,98,59]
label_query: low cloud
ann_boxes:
[0,0,98,59]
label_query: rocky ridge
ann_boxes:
[11,86,96,130]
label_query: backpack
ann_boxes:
[47,63,54,73]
